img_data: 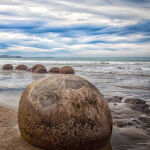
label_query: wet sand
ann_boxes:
[108,97,150,150]
[0,106,42,150]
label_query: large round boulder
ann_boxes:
[18,75,112,150]
[15,64,28,71]
[32,64,45,72]
[33,66,47,74]
[60,66,75,74]
[49,67,60,74]
[2,64,13,70]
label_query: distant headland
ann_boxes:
[0,55,54,58]
[0,55,22,58]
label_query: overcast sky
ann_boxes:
[0,0,150,57]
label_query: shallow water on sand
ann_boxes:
[0,57,150,106]
[0,57,150,150]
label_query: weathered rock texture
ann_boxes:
[130,104,150,113]
[49,67,60,73]
[105,96,122,103]
[33,66,47,74]
[2,64,13,70]
[15,65,28,71]
[32,64,45,72]
[60,66,75,74]
[18,75,112,150]
[125,98,145,104]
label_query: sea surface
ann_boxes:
[0,57,150,150]
[0,57,150,106]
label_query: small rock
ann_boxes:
[125,98,145,104]
[2,64,13,70]
[60,66,75,74]
[15,64,28,71]
[114,120,133,128]
[33,66,47,74]
[49,67,60,73]
[138,116,150,134]
[138,116,150,125]
[105,96,123,103]
[130,104,150,113]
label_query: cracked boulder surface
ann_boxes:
[18,74,112,150]
[31,64,45,72]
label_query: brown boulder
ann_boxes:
[15,65,28,71]
[32,64,45,72]
[49,67,60,73]
[2,64,13,70]
[33,66,47,74]
[60,66,75,74]
[18,75,112,150]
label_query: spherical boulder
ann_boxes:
[2,64,13,70]
[15,64,28,71]
[49,67,60,73]
[32,64,45,72]
[33,66,47,74]
[60,66,75,74]
[18,75,112,150]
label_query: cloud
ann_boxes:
[0,0,150,57]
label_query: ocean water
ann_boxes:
[0,57,150,150]
[0,57,150,107]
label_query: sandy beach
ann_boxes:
[0,105,42,150]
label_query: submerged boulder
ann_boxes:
[125,98,145,104]
[114,120,133,128]
[130,104,150,113]
[105,96,123,103]
[60,66,75,74]
[18,75,112,150]
[15,64,28,71]
[2,64,13,70]
[33,66,47,74]
[49,67,60,74]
